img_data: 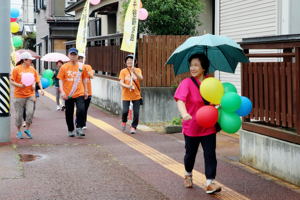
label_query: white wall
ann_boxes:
[216,0,278,94]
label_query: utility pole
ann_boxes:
[0,0,11,143]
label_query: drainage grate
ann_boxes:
[19,154,41,162]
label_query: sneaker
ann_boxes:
[76,128,85,137]
[22,121,26,127]
[56,105,61,111]
[82,126,87,130]
[24,130,33,139]
[16,131,24,139]
[121,122,126,132]
[61,106,65,111]
[130,127,136,134]
[184,175,193,188]
[68,131,75,137]
[206,183,222,194]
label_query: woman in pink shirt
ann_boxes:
[174,54,221,194]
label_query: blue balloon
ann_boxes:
[10,8,20,18]
[41,77,50,89]
[236,96,253,117]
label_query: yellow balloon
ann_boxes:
[200,77,224,104]
[11,22,19,33]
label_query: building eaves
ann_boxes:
[65,0,86,13]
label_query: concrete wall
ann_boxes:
[240,130,300,186]
[91,76,180,123]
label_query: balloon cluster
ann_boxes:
[10,8,23,48]
[41,69,54,89]
[196,78,253,134]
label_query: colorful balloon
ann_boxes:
[200,77,224,105]
[221,92,241,113]
[195,106,218,128]
[223,82,237,93]
[41,78,50,89]
[10,8,20,18]
[10,18,17,22]
[90,0,101,5]
[12,36,23,48]
[139,8,148,20]
[21,73,35,86]
[236,96,253,117]
[140,1,143,8]
[11,22,20,33]
[48,78,53,86]
[220,111,241,134]
[42,69,54,79]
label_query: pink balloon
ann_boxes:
[21,73,35,86]
[139,8,148,20]
[90,0,101,5]
[10,18,17,22]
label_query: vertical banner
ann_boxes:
[121,0,140,53]
[0,73,10,117]
[76,0,90,55]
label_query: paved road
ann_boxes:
[0,88,299,200]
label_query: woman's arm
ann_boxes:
[177,100,192,120]
[132,68,143,80]
[10,80,24,88]
[59,80,67,100]
[37,81,44,95]
[119,79,134,90]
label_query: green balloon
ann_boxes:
[48,78,53,86]
[220,111,241,134]
[221,92,241,112]
[13,36,23,48]
[218,107,222,123]
[223,82,237,93]
[42,69,54,79]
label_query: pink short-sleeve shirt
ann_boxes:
[174,78,216,137]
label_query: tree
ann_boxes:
[121,0,205,35]
[23,32,36,51]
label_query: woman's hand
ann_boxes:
[182,113,192,121]
[18,83,25,88]
[61,92,68,100]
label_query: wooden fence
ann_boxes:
[138,35,189,87]
[240,36,300,144]
[66,34,190,86]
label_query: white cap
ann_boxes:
[20,52,35,60]
[78,53,85,58]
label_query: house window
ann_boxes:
[41,0,47,9]
[34,0,40,13]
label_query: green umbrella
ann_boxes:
[166,34,249,75]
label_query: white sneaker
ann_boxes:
[56,105,61,111]
[82,126,87,130]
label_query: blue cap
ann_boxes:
[68,48,78,55]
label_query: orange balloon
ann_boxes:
[140,1,143,8]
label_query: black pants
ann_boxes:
[122,100,140,129]
[83,96,92,127]
[184,133,217,179]
[65,96,85,132]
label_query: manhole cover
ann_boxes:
[19,154,41,162]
